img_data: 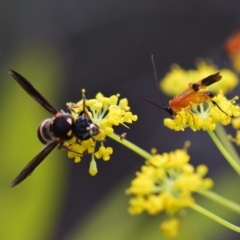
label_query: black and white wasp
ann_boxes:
[8,70,100,187]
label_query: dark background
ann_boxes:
[1,1,240,240]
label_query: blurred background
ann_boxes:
[1,1,240,240]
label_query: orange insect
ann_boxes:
[138,56,227,118]
[224,29,240,71]
[224,30,240,60]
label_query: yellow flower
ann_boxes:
[64,90,137,175]
[232,115,240,129]
[158,61,239,131]
[95,146,113,161]
[126,148,213,237]
[160,218,180,238]
[164,92,240,131]
[66,138,94,163]
[160,60,238,96]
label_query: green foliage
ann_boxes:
[0,43,68,240]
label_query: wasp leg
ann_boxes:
[185,109,195,124]
[173,109,184,123]
[182,103,195,124]
[204,91,228,115]
[58,143,84,155]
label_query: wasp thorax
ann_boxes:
[73,115,99,141]
[50,114,74,139]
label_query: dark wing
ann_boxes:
[10,141,58,187]
[197,72,222,88]
[177,72,222,101]
[8,70,58,115]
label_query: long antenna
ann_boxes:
[134,94,166,110]
[133,55,175,116]
[151,55,166,107]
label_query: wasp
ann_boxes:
[8,70,100,187]
[138,56,227,118]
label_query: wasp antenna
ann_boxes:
[151,55,166,107]
[82,89,86,112]
[133,94,166,111]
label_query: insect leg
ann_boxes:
[58,143,84,155]
[204,91,228,115]
[185,109,195,124]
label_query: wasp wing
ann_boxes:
[195,72,221,88]
[8,70,58,115]
[10,141,58,187]
[177,72,221,101]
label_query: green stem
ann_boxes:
[207,130,240,175]
[191,203,240,233]
[198,190,240,214]
[215,123,240,164]
[108,133,152,159]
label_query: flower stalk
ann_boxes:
[108,133,152,159]
[207,130,240,175]
[191,203,240,233]
[198,190,240,214]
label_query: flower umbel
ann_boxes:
[65,90,137,175]
[159,61,240,131]
[164,92,240,131]
[126,148,213,237]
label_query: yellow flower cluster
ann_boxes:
[158,60,240,131]
[160,60,238,96]
[160,218,179,238]
[164,92,240,131]
[126,149,213,237]
[64,91,137,175]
